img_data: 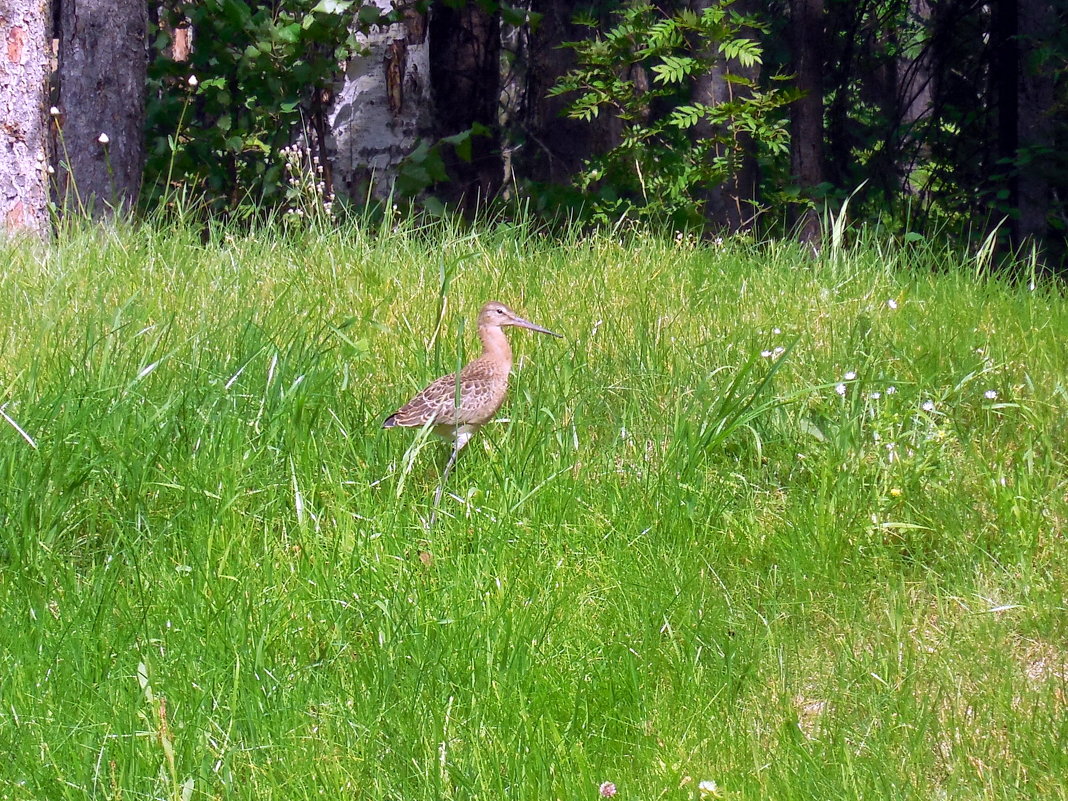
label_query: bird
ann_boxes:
[383,301,562,513]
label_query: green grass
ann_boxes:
[0,219,1065,801]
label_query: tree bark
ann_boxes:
[789,0,825,246]
[991,0,1018,219]
[1014,0,1053,250]
[0,0,52,237]
[429,0,501,211]
[690,0,761,232]
[327,1,432,202]
[56,0,148,216]
[517,0,599,185]
[894,0,934,192]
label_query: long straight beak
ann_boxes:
[511,316,563,338]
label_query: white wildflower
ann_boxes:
[835,383,847,396]
[188,74,199,87]
[97,133,109,145]
[921,400,935,412]
[844,371,856,381]
[887,298,898,309]
[698,780,720,797]
[984,390,998,400]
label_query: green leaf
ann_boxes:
[311,0,354,14]
[651,55,697,84]
[422,196,447,217]
[357,5,385,25]
[668,105,703,129]
[719,38,763,68]
[275,23,301,44]
[500,5,530,27]
[220,0,252,26]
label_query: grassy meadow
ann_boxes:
[0,220,1065,800]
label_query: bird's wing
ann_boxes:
[388,371,465,426]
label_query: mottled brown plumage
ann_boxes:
[383,301,561,452]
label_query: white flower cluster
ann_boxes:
[280,143,334,219]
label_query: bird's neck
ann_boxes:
[478,324,512,367]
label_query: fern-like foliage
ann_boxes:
[549,0,793,228]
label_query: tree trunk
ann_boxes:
[789,0,825,246]
[0,0,52,237]
[517,0,599,185]
[690,0,761,232]
[55,0,147,216]
[429,0,501,211]
[991,0,1018,228]
[894,0,934,192]
[326,1,432,202]
[1014,0,1053,250]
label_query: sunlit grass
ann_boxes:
[0,219,1065,800]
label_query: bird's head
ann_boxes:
[478,301,561,337]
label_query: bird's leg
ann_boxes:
[432,444,460,513]
[429,428,471,527]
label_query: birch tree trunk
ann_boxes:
[55,0,148,216]
[0,0,52,237]
[326,1,432,202]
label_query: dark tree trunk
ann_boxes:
[1014,0,1053,250]
[1,0,52,237]
[690,0,761,232]
[56,0,147,216]
[429,0,501,211]
[789,0,826,246]
[898,0,934,131]
[992,0,1018,218]
[518,0,599,185]
[822,0,859,193]
[894,0,934,191]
